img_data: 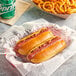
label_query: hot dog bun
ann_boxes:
[14,27,67,63]
[14,28,54,55]
[27,37,66,63]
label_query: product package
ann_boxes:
[0,19,76,76]
[0,0,31,25]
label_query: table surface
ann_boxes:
[0,0,76,76]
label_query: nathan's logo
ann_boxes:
[0,3,15,15]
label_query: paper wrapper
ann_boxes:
[0,19,76,76]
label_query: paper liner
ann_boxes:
[0,19,76,76]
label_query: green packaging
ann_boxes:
[0,0,16,19]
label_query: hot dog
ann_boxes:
[14,27,70,63]
[27,37,66,63]
[14,28,54,56]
